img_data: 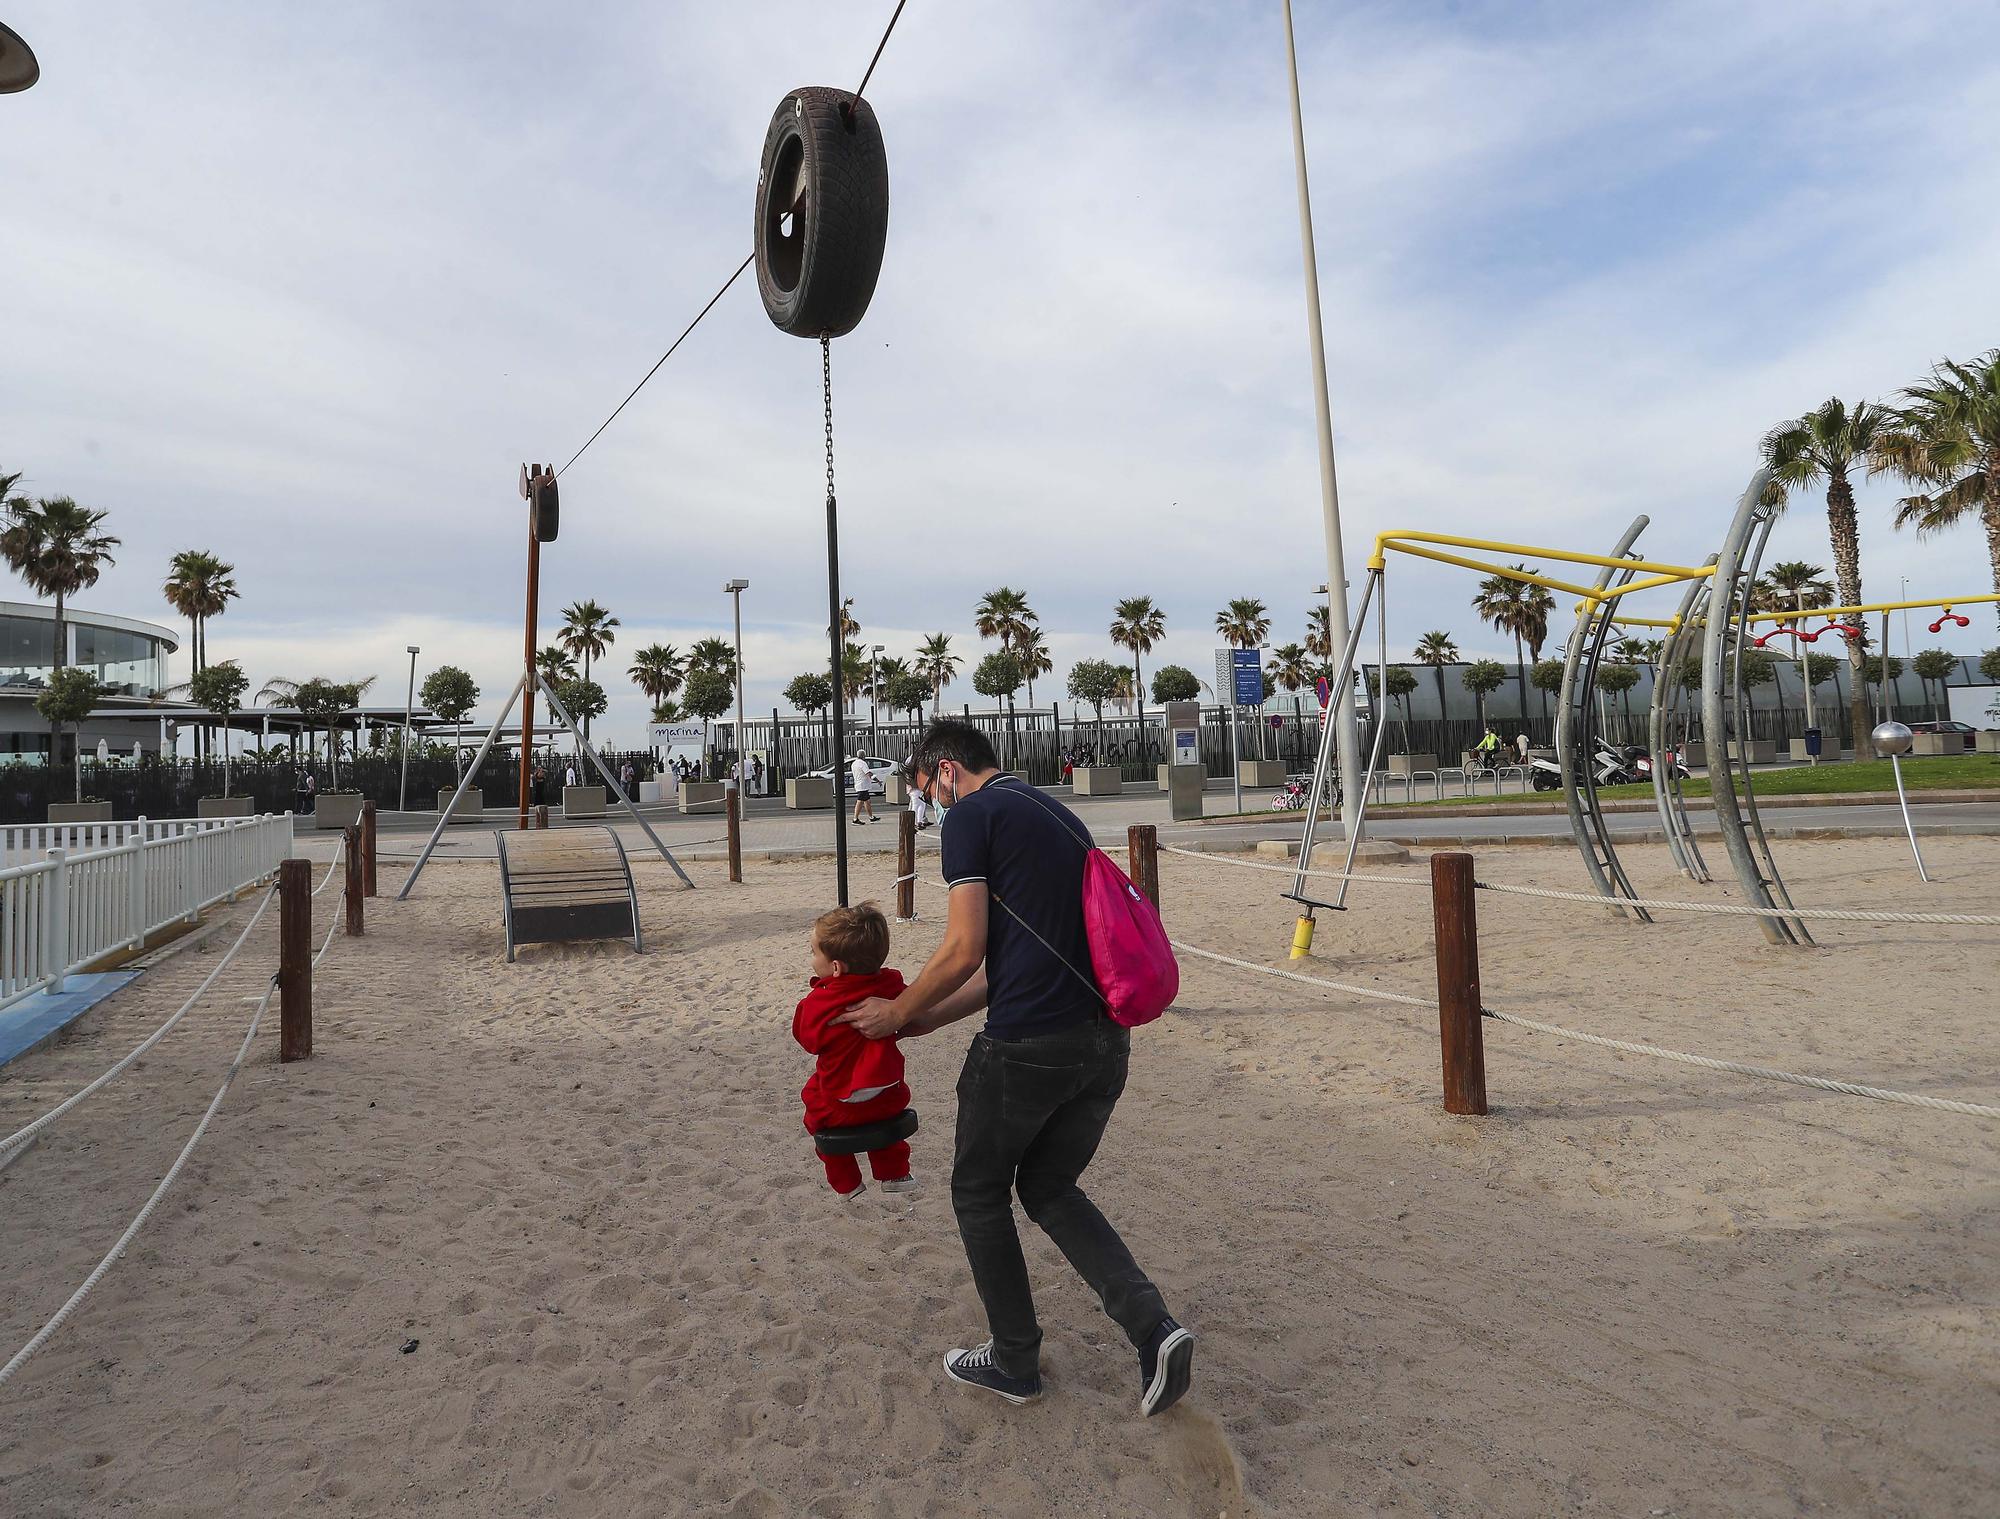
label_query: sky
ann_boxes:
[5,0,1999,747]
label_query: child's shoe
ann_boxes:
[880,1176,919,1195]
[838,1182,867,1202]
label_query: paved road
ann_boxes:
[341,787,2000,868]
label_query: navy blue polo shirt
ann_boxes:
[939,776,1100,1039]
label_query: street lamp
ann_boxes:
[724,579,749,792]
[869,643,885,755]
[399,645,420,812]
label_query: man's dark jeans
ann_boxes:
[951,1019,1169,1380]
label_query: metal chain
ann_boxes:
[821,336,836,506]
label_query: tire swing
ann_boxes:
[755,85,889,910]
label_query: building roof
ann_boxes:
[0,598,179,652]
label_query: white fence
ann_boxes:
[0,814,294,1010]
[0,816,257,870]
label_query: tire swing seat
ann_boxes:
[813,1107,918,1157]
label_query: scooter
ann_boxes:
[1526,754,1564,791]
[1590,738,1645,787]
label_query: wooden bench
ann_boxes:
[495,826,641,963]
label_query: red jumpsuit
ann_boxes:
[792,968,912,1194]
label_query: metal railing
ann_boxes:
[0,813,293,1010]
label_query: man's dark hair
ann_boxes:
[912,719,998,778]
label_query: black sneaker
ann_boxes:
[943,1341,1041,1405]
[1139,1318,1194,1416]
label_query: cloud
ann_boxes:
[5,0,1998,754]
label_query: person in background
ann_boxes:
[620,758,637,800]
[1515,732,1531,763]
[851,753,877,826]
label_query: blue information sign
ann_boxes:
[1230,648,1263,707]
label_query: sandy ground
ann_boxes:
[1,836,1996,1517]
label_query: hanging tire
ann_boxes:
[532,476,559,543]
[754,87,889,338]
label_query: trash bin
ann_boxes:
[1804,726,1822,757]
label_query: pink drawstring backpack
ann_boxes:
[989,784,1179,1028]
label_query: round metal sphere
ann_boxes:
[1870,720,1914,757]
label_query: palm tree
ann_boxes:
[1471,568,1535,730]
[1878,350,2000,630]
[1412,631,1459,728]
[975,587,1036,653]
[838,641,870,715]
[1752,561,1834,616]
[537,645,577,684]
[1109,595,1166,737]
[558,600,619,737]
[1762,397,1893,753]
[688,636,737,680]
[1268,642,1311,693]
[0,495,121,767]
[1214,597,1271,651]
[831,595,861,645]
[1018,628,1053,710]
[162,549,239,765]
[915,633,960,721]
[1304,604,1331,663]
[628,643,686,710]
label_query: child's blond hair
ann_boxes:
[814,901,889,975]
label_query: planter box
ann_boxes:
[1386,753,1436,777]
[197,796,254,818]
[1726,739,1777,765]
[1167,763,1207,821]
[1977,730,2000,754]
[1683,741,1707,768]
[437,787,484,819]
[1237,759,1285,788]
[638,780,670,805]
[314,794,365,831]
[563,785,607,818]
[1787,739,1841,762]
[1910,732,1957,757]
[680,781,728,815]
[1010,769,1032,784]
[883,774,909,805]
[786,776,833,810]
[48,801,114,823]
[1071,766,1122,796]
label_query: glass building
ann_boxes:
[0,601,179,759]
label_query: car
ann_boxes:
[806,755,898,796]
[1906,720,1978,751]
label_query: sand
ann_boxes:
[1,835,1996,1517]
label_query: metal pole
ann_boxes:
[519,498,540,832]
[1888,752,1931,882]
[823,344,850,907]
[1281,0,1361,842]
[1229,695,1243,814]
[1796,588,1814,764]
[399,644,418,811]
[1881,609,1893,723]
[730,585,747,794]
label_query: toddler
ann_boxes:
[793,902,917,1200]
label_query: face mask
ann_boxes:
[931,765,960,820]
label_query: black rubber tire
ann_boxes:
[755,87,889,338]
[532,478,559,543]
[813,1107,918,1157]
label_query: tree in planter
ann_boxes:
[419,665,480,781]
[290,677,372,788]
[1861,654,1905,716]
[1149,664,1200,705]
[1981,648,2000,684]
[0,494,121,770]
[36,667,111,803]
[679,668,735,780]
[554,678,608,774]
[1912,648,1958,720]
[1597,662,1641,734]
[1065,658,1124,756]
[1460,659,1507,734]
[1530,658,1566,729]
[972,651,1025,768]
[784,672,834,766]
[187,661,250,797]
[884,671,930,729]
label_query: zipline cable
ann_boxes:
[855,0,908,100]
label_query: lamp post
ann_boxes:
[869,643,884,755]
[399,645,419,812]
[724,578,749,792]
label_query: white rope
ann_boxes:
[0,888,277,1155]
[1157,843,2000,926]
[310,911,341,970]
[0,974,280,1390]
[1480,1007,2000,1119]
[1468,877,2000,927]
[1169,940,1438,1009]
[311,855,340,896]
[1158,844,1419,888]
[1170,936,2000,1120]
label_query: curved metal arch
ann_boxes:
[1556,516,1652,919]
[1701,471,1809,945]
[1649,562,1715,882]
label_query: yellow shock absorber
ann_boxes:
[1289,914,1315,960]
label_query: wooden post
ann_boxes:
[1127,824,1160,911]
[535,804,549,830]
[343,824,364,937]
[278,857,311,1062]
[896,808,916,921]
[726,788,743,884]
[361,800,378,898]
[1429,851,1487,1115]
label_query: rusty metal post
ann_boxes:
[343,825,364,937]
[519,499,541,833]
[1127,824,1160,911]
[896,808,916,921]
[361,799,377,897]
[726,788,743,883]
[278,858,311,1062]
[1430,851,1487,1115]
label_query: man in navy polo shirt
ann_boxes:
[837,721,1193,1415]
